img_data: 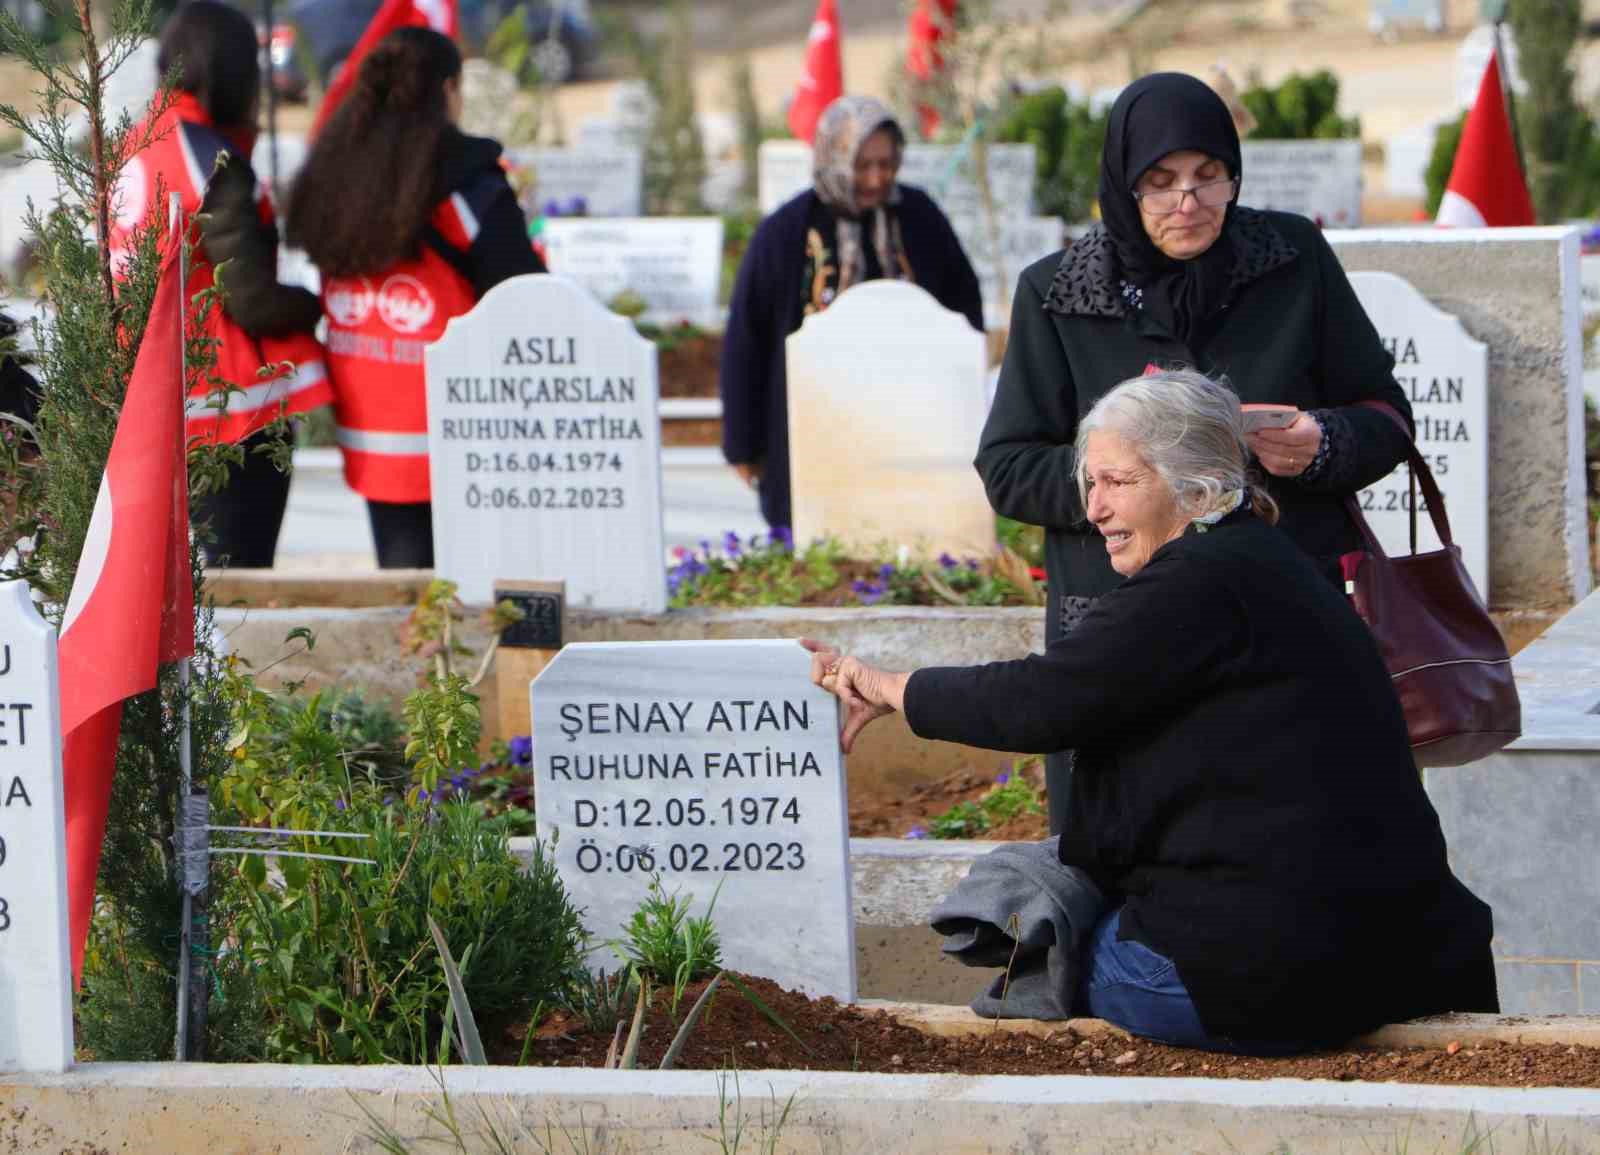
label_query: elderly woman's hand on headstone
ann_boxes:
[800,638,905,753]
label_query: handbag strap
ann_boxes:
[1349,399,1455,553]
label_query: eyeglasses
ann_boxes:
[1132,177,1238,215]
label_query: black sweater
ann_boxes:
[905,511,1497,1042]
[978,209,1414,632]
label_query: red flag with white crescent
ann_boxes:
[788,0,843,144]
[57,235,193,985]
[1436,50,1534,228]
[312,0,460,136]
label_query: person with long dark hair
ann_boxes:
[287,27,543,568]
[110,0,331,568]
[977,73,1414,834]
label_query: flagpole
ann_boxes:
[169,192,200,1062]
[1492,17,1528,187]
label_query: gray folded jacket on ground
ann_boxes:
[928,837,1107,1020]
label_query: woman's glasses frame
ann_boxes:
[1132,177,1239,216]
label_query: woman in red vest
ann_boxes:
[287,28,544,568]
[111,1,331,568]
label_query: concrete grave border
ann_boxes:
[3,1061,1599,1153]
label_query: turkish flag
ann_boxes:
[312,0,459,136]
[907,0,957,139]
[58,234,194,985]
[788,0,843,144]
[1437,50,1534,227]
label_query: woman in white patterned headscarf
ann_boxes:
[720,94,983,530]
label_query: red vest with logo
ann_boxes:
[322,194,478,503]
[109,95,331,446]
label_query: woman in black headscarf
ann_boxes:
[977,72,1413,833]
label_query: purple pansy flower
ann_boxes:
[905,826,928,840]
[995,770,1010,786]
[938,552,959,570]
[508,736,533,766]
[772,525,794,549]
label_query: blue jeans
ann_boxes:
[1084,908,1311,1056]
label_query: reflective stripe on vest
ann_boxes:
[335,427,431,455]
[187,358,330,422]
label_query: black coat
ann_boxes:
[904,510,1497,1043]
[978,208,1413,637]
[720,186,985,529]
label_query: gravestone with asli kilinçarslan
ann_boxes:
[0,582,73,1073]
[424,273,667,610]
[532,640,857,1001]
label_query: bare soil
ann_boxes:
[500,973,1600,1088]
[657,333,722,399]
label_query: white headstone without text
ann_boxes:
[1349,272,1489,597]
[508,147,644,218]
[425,274,667,610]
[540,218,724,328]
[0,582,73,1073]
[533,640,855,1001]
[787,280,994,558]
[1240,140,1362,228]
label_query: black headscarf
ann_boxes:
[1098,73,1242,346]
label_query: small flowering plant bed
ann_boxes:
[667,530,1044,609]
[851,759,1051,841]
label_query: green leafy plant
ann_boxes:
[994,85,1108,223]
[213,649,585,1065]
[1239,70,1360,140]
[615,875,723,1016]
[927,800,990,839]
[561,966,641,1037]
[921,763,1046,839]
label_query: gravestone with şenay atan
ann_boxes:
[0,582,73,1073]
[423,273,667,610]
[532,640,856,1001]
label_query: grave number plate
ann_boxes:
[497,588,564,650]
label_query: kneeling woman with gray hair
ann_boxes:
[804,370,1496,1052]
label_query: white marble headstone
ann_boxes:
[424,274,667,610]
[951,216,1065,317]
[508,147,644,218]
[0,582,73,1073]
[1240,140,1363,228]
[540,218,724,328]
[786,280,994,558]
[1349,272,1489,597]
[532,640,855,1001]
[758,140,1036,224]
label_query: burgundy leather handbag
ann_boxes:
[1338,402,1521,767]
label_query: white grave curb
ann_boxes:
[2,1063,1598,1153]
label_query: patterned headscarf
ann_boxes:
[810,95,911,293]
